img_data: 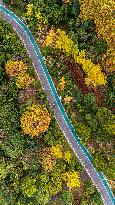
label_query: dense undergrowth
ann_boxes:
[1,0,115,204]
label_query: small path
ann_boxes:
[0,3,114,205]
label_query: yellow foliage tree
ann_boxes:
[55,29,75,56]
[45,29,75,56]
[44,29,107,87]
[36,12,43,31]
[64,96,73,104]
[20,104,51,137]
[58,77,66,91]
[79,0,115,73]
[63,151,72,163]
[44,29,56,47]
[74,51,94,73]
[85,65,107,87]
[5,60,27,77]
[62,0,72,4]
[50,144,63,159]
[61,171,80,189]
[26,3,33,18]
[16,72,34,89]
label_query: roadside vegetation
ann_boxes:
[1,0,115,204]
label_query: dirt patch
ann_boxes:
[88,139,99,150]
[52,76,58,87]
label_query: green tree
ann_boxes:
[1,132,25,158]
[35,188,50,205]
[0,161,12,180]
[43,119,65,146]
[96,107,115,136]
[0,92,20,135]
[59,190,73,205]
[105,75,115,109]
[80,181,103,205]
[83,93,98,114]
[0,182,17,205]
[74,121,91,145]
[20,177,37,198]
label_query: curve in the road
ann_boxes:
[0,3,114,205]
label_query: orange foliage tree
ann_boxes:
[40,147,56,172]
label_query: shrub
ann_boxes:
[21,147,40,171]
[80,181,103,205]
[0,182,17,205]
[1,18,30,66]
[0,68,6,85]
[45,171,62,196]
[85,114,98,133]
[105,75,115,109]
[74,122,91,144]
[83,93,98,113]
[54,160,66,173]
[43,119,64,146]
[0,162,12,180]
[62,0,72,4]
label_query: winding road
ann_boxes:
[0,2,114,205]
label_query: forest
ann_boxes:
[0,0,115,204]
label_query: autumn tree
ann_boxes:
[40,147,56,172]
[5,60,27,77]
[61,171,80,189]
[16,72,34,89]
[45,28,107,87]
[79,0,115,73]
[20,104,51,137]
